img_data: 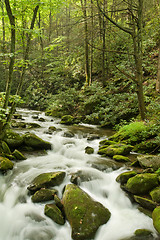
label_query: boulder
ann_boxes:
[31,188,57,203]
[11,121,26,128]
[116,171,137,185]
[60,115,75,125]
[113,155,130,162]
[62,184,111,240]
[3,130,23,149]
[38,117,46,122]
[126,173,159,195]
[0,141,11,155]
[12,149,26,160]
[48,126,57,132]
[99,139,117,147]
[26,123,41,129]
[27,171,66,193]
[150,187,160,203]
[63,131,75,138]
[152,206,160,233]
[98,143,133,157]
[23,133,52,150]
[137,155,160,170]
[134,195,157,211]
[85,146,94,154]
[13,113,22,119]
[0,156,14,171]
[91,158,124,171]
[44,204,65,225]
[87,134,100,141]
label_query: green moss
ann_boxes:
[44,204,65,225]
[150,187,160,203]
[98,143,133,157]
[152,207,160,233]
[12,149,26,160]
[60,115,75,125]
[0,156,14,171]
[116,171,137,184]
[85,146,94,154]
[126,173,159,195]
[31,189,57,202]
[23,133,51,150]
[113,155,130,162]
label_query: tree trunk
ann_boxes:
[81,0,90,86]
[156,43,160,93]
[90,0,94,84]
[3,0,15,109]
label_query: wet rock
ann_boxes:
[12,149,26,160]
[63,131,75,138]
[27,171,66,193]
[0,141,11,155]
[98,143,133,157]
[31,188,57,202]
[87,134,100,141]
[26,123,41,129]
[70,169,101,185]
[91,158,124,171]
[3,130,23,149]
[134,195,157,211]
[23,132,52,150]
[44,204,65,225]
[38,117,46,122]
[0,156,14,171]
[32,115,39,119]
[113,155,130,162]
[137,155,160,170]
[13,113,22,119]
[152,206,160,233]
[62,184,111,240]
[60,115,75,125]
[126,173,159,195]
[134,229,153,237]
[99,139,117,147]
[11,121,26,128]
[150,187,160,203]
[116,171,137,185]
[85,146,94,154]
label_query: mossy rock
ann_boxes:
[85,146,94,154]
[0,141,11,155]
[3,130,23,149]
[38,117,46,122]
[27,171,66,193]
[23,132,52,150]
[63,131,75,138]
[152,206,160,233]
[91,158,123,171]
[98,143,133,157]
[99,139,117,147]
[60,115,75,125]
[113,155,130,162]
[150,187,160,203]
[134,229,153,237]
[44,204,65,225]
[134,195,157,211]
[116,171,137,185]
[87,134,100,141]
[31,188,57,203]
[12,149,26,160]
[11,121,26,128]
[26,123,41,129]
[13,113,22,119]
[48,126,57,132]
[62,184,111,240]
[137,155,160,170]
[0,156,14,171]
[126,173,159,195]
[134,140,159,154]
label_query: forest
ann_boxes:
[0,0,160,149]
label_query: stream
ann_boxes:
[0,108,158,240]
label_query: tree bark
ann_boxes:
[156,44,160,92]
[3,0,15,109]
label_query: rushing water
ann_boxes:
[0,109,158,240]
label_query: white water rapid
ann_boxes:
[0,109,158,240]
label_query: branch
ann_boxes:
[96,0,133,35]
[113,63,137,83]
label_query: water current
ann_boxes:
[0,109,158,240]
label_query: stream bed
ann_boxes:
[0,108,158,240]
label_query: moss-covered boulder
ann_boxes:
[99,139,117,147]
[150,187,160,203]
[62,184,111,240]
[26,123,41,129]
[152,206,160,233]
[98,143,133,157]
[12,149,26,160]
[113,155,130,162]
[27,171,66,193]
[3,130,23,149]
[31,188,58,202]
[85,146,94,154]
[126,173,159,195]
[0,156,14,171]
[134,229,153,237]
[11,121,26,129]
[0,141,11,155]
[116,171,137,185]
[137,155,160,170]
[60,115,75,125]
[44,204,65,225]
[134,195,157,211]
[48,126,57,132]
[23,133,52,150]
